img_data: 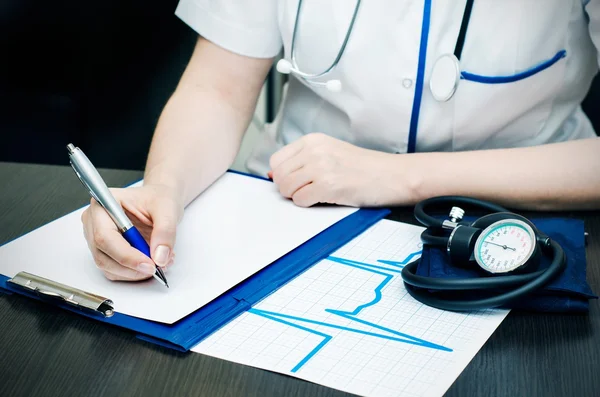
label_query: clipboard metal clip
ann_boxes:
[7,272,115,317]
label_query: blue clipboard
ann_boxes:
[0,170,389,352]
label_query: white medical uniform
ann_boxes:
[175,0,600,176]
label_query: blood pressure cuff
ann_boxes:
[416,217,598,312]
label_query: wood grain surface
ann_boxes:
[0,162,598,397]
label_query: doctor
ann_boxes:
[81,0,600,281]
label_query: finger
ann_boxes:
[89,200,156,271]
[278,165,315,198]
[102,269,149,282]
[271,151,306,185]
[269,139,305,170]
[94,249,153,281]
[291,183,320,207]
[102,254,173,281]
[103,270,134,282]
[103,271,123,282]
[149,196,180,267]
[81,207,94,249]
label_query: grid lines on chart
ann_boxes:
[194,220,507,397]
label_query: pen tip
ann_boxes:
[153,269,169,288]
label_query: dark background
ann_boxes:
[0,0,599,171]
[0,0,197,170]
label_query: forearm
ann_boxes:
[393,137,600,211]
[143,89,249,207]
[141,38,272,207]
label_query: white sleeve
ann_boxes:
[175,0,282,58]
[584,0,600,66]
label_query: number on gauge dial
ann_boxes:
[475,220,535,273]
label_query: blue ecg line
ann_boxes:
[248,251,452,372]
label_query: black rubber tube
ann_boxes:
[420,229,449,246]
[414,196,509,228]
[400,239,566,311]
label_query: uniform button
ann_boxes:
[402,78,413,88]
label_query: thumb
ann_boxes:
[149,197,180,267]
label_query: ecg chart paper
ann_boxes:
[192,219,510,397]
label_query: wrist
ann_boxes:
[398,151,461,204]
[143,167,187,206]
[381,152,426,206]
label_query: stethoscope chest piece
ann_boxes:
[429,54,460,102]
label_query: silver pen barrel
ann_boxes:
[67,144,133,232]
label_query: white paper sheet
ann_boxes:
[192,219,510,397]
[0,172,356,324]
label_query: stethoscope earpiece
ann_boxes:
[275,0,358,93]
[325,80,342,92]
[276,59,342,92]
[275,0,475,101]
[276,59,293,74]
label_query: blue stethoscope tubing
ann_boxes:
[276,0,475,101]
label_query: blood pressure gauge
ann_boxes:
[473,219,536,273]
[445,210,541,274]
[402,196,566,311]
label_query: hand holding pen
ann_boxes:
[68,144,181,286]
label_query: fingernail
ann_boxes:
[163,258,175,273]
[138,263,155,275]
[154,245,170,266]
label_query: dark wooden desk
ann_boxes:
[1,162,599,397]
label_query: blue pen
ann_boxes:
[67,143,169,288]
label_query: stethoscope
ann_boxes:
[399,196,566,311]
[276,0,361,92]
[276,0,474,101]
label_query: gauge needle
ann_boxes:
[484,241,516,251]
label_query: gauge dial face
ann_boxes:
[474,219,536,273]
